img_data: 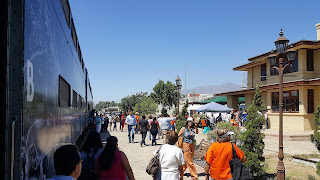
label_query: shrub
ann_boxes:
[176,100,188,132]
[310,105,320,175]
[240,85,266,176]
[207,122,241,144]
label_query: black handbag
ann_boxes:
[146,145,163,175]
[229,143,253,180]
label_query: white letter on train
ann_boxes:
[26,60,34,102]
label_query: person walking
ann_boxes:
[242,109,248,127]
[204,128,247,180]
[108,114,113,131]
[78,131,103,180]
[201,118,206,131]
[159,114,176,143]
[104,115,109,132]
[178,117,198,180]
[138,115,149,147]
[150,117,160,146]
[126,111,137,143]
[113,114,118,131]
[95,115,102,133]
[152,130,185,180]
[121,113,126,132]
[147,115,153,141]
[95,136,135,180]
[216,113,223,123]
[135,112,140,134]
[264,110,269,129]
[100,115,105,132]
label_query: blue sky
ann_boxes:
[69,0,320,104]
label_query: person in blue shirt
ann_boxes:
[47,144,82,180]
[126,110,136,143]
[95,115,101,133]
[242,109,248,126]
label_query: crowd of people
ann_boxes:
[47,109,250,180]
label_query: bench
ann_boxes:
[193,139,212,168]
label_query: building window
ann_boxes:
[307,49,314,71]
[59,76,71,107]
[271,52,298,75]
[271,90,299,113]
[261,64,267,81]
[308,89,314,113]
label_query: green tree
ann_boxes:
[310,105,320,175]
[119,92,149,113]
[176,100,189,132]
[133,96,158,115]
[95,101,117,111]
[150,80,177,111]
[240,85,266,177]
[119,95,138,112]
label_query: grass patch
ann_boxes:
[264,154,319,180]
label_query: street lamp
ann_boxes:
[175,75,182,115]
[268,29,297,180]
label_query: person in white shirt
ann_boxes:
[158,114,176,142]
[126,111,136,143]
[152,130,185,180]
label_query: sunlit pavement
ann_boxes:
[100,124,206,180]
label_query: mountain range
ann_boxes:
[181,82,241,95]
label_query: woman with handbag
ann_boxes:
[151,130,185,180]
[95,136,135,180]
[204,128,248,180]
[78,131,103,180]
[178,117,198,180]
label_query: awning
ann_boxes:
[194,102,231,112]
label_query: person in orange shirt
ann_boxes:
[135,112,139,134]
[201,118,206,131]
[204,128,247,180]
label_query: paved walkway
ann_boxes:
[99,124,319,180]
[100,124,207,180]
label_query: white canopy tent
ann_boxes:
[187,104,203,114]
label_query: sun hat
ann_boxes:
[187,117,193,121]
[220,131,234,138]
[135,112,139,115]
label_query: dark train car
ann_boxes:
[1,0,94,179]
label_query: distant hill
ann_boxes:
[181,82,241,95]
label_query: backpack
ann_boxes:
[78,151,98,180]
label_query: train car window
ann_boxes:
[59,76,71,107]
[82,58,85,72]
[71,18,77,51]
[78,43,82,63]
[60,0,70,28]
[72,90,77,108]
[79,96,83,109]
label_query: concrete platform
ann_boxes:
[262,128,313,141]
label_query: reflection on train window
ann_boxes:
[59,76,70,107]
[72,90,77,108]
[60,0,70,28]
[79,95,83,109]
[71,18,78,50]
